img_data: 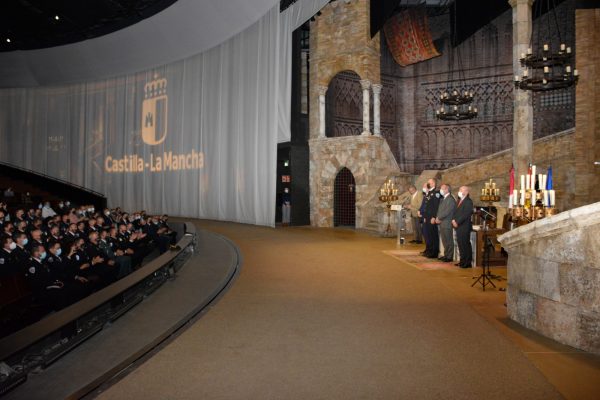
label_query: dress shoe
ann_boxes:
[454,262,463,267]
[426,254,438,259]
[439,257,451,262]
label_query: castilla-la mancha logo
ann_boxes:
[142,74,168,145]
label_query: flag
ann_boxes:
[547,166,553,190]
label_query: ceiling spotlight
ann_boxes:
[54,15,60,20]
[6,38,10,43]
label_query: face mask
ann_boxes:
[22,238,29,246]
[56,248,62,256]
[40,252,47,260]
[9,242,16,250]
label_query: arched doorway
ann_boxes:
[334,167,356,227]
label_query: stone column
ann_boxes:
[318,86,327,138]
[360,79,371,136]
[509,0,534,178]
[372,83,382,137]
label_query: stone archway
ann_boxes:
[334,167,356,227]
[325,71,363,138]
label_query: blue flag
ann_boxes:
[547,166,553,190]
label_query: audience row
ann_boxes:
[0,200,177,312]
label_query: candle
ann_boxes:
[527,47,532,54]
[508,193,513,209]
[543,43,549,51]
[481,188,485,196]
[566,66,571,73]
[520,175,525,190]
[531,165,536,184]
[514,75,520,82]
[543,190,549,207]
[526,174,530,190]
[542,174,547,190]
[560,43,566,51]
[521,190,525,206]
[574,69,579,77]
[513,189,519,206]
[566,46,571,54]
[550,190,556,207]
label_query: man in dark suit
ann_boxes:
[422,178,441,258]
[452,186,474,268]
[435,184,456,262]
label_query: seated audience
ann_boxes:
[0,196,178,325]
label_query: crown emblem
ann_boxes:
[142,74,168,146]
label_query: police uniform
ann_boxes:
[422,188,441,258]
[0,247,17,277]
[24,257,69,310]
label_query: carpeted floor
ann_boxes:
[96,221,565,400]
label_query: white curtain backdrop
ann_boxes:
[0,0,327,227]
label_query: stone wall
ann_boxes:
[498,202,600,354]
[573,8,600,209]
[309,135,405,228]
[308,0,399,229]
[439,129,575,210]
[308,0,380,140]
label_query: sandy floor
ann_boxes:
[96,221,600,400]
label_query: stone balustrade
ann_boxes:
[498,202,600,354]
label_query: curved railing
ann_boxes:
[0,222,196,369]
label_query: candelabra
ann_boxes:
[480,178,501,203]
[514,0,578,92]
[378,179,398,237]
[508,165,559,225]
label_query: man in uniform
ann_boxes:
[422,178,441,258]
[0,236,17,277]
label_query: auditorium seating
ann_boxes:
[0,165,177,338]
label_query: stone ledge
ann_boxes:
[498,201,600,249]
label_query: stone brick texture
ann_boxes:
[440,129,575,211]
[499,202,600,354]
[309,136,408,228]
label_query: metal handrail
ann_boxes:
[0,161,105,198]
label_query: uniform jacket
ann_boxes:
[423,189,442,220]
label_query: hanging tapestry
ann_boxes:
[383,8,440,67]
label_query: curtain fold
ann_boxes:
[0,0,328,227]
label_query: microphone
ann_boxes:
[479,208,496,220]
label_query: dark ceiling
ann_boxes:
[0,0,178,52]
